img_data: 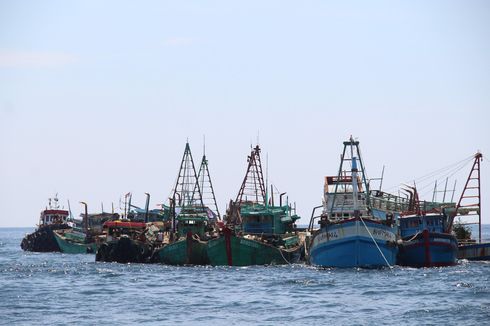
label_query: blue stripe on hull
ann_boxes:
[310,220,398,268]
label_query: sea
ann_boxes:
[1,226,489,326]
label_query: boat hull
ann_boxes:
[207,231,301,266]
[155,235,208,265]
[53,231,96,254]
[398,230,458,267]
[20,224,71,252]
[96,237,151,263]
[457,242,490,261]
[309,218,398,268]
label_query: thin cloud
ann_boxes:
[0,50,79,68]
[163,37,195,47]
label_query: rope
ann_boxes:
[384,154,475,192]
[278,247,291,265]
[277,246,292,265]
[359,216,393,270]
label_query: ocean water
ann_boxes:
[1,227,489,326]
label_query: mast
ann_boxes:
[329,136,370,215]
[80,201,88,233]
[194,151,221,219]
[236,145,266,206]
[449,152,483,241]
[173,142,204,208]
[144,192,150,223]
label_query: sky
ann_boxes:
[0,0,489,227]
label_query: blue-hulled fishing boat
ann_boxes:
[398,213,458,267]
[308,137,398,268]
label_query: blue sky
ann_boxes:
[1,0,489,227]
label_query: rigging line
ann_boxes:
[413,158,473,187]
[383,154,475,192]
[419,160,473,199]
[414,159,473,194]
[406,155,474,183]
[359,216,394,271]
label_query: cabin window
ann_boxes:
[343,213,349,217]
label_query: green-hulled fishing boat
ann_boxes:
[207,145,302,266]
[54,228,96,254]
[53,202,118,254]
[154,142,221,265]
[156,206,211,265]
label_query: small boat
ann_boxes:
[308,137,398,268]
[207,145,302,266]
[398,212,458,267]
[95,220,152,263]
[96,192,171,263]
[21,195,71,252]
[53,228,97,254]
[53,202,118,254]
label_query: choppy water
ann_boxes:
[1,227,489,326]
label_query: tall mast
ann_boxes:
[172,142,204,208]
[329,136,369,215]
[236,145,266,206]
[194,150,221,219]
[448,152,483,241]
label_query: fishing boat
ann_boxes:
[95,193,171,263]
[156,206,214,265]
[21,195,71,252]
[396,185,458,267]
[154,142,220,265]
[398,214,458,267]
[207,145,302,266]
[95,220,151,263]
[54,202,118,254]
[53,228,97,254]
[308,137,398,268]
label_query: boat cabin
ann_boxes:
[102,220,147,241]
[323,175,371,221]
[240,204,299,235]
[39,209,69,226]
[399,213,448,238]
[175,205,212,238]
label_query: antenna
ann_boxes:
[67,199,73,220]
[265,152,269,208]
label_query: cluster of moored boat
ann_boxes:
[21,137,489,268]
